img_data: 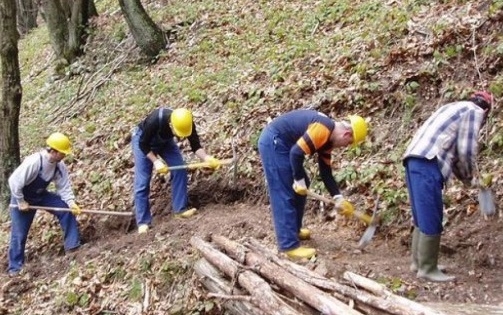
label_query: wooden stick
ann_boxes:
[167,158,235,171]
[190,236,302,315]
[9,204,133,216]
[212,235,363,315]
[343,272,445,315]
[194,259,262,315]
[247,239,393,315]
[306,190,374,225]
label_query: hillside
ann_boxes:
[1,0,503,313]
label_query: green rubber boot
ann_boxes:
[410,228,446,273]
[409,227,420,272]
[417,233,455,282]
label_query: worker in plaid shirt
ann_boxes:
[403,91,493,282]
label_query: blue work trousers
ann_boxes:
[132,128,188,226]
[8,193,80,273]
[404,157,444,235]
[258,127,308,251]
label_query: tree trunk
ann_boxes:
[41,0,69,61]
[68,0,90,58]
[41,0,91,69]
[0,0,22,214]
[88,0,98,18]
[16,0,38,34]
[118,0,166,57]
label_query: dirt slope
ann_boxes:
[1,177,502,314]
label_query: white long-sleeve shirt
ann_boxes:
[8,150,75,205]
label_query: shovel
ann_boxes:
[475,165,496,216]
[306,190,380,249]
[9,204,133,216]
[477,175,496,216]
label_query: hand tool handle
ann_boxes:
[167,158,235,171]
[9,204,133,216]
[306,190,373,225]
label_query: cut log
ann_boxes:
[190,236,301,315]
[194,258,263,315]
[247,239,395,315]
[212,235,363,315]
[424,303,503,315]
[343,271,445,315]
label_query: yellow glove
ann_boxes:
[154,159,169,174]
[480,173,493,188]
[205,156,221,169]
[292,179,307,196]
[70,203,82,215]
[18,200,30,211]
[333,195,354,217]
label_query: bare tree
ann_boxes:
[40,0,91,68]
[88,0,97,18]
[17,0,38,34]
[0,0,23,212]
[119,0,166,57]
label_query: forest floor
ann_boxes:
[2,177,502,314]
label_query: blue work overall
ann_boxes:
[8,155,80,273]
[404,157,444,235]
[258,126,309,251]
[132,128,188,226]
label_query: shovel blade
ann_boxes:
[357,224,377,249]
[478,188,496,216]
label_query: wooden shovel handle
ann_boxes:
[167,158,235,171]
[306,190,373,225]
[9,204,133,216]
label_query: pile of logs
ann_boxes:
[191,235,446,315]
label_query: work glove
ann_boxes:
[18,200,30,211]
[69,202,82,216]
[479,173,493,188]
[292,178,307,195]
[204,156,221,169]
[333,195,354,217]
[154,159,169,174]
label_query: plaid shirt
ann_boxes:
[403,101,485,182]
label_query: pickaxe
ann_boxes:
[306,190,380,249]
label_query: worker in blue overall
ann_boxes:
[132,107,221,234]
[7,132,82,276]
[258,109,368,259]
[403,91,492,282]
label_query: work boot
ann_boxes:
[8,269,21,277]
[410,227,446,272]
[416,233,455,282]
[175,208,197,219]
[138,224,149,234]
[298,228,311,240]
[285,247,316,259]
[409,227,420,272]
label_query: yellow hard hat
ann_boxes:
[171,108,193,137]
[348,115,368,145]
[46,132,72,154]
